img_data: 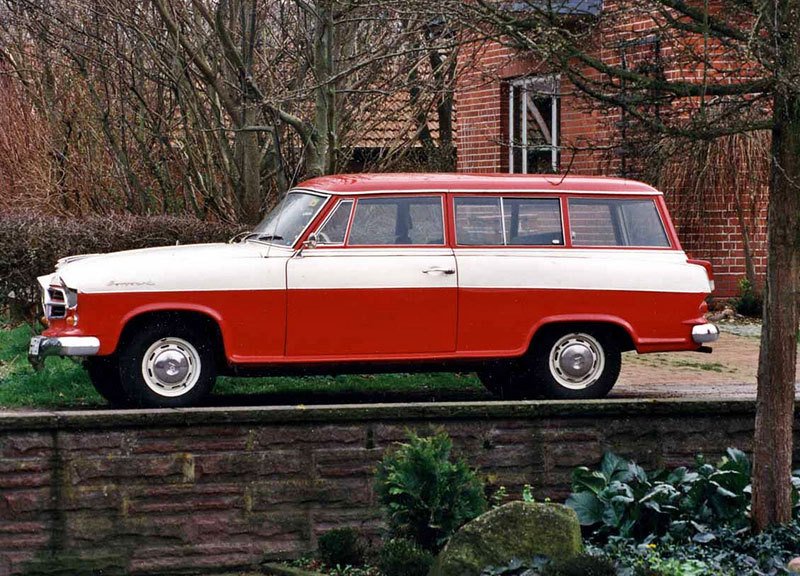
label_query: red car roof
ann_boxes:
[297,173,661,195]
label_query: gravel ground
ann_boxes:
[612,321,800,400]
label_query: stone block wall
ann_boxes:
[1,400,798,575]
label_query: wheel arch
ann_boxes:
[115,306,227,365]
[526,316,637,354]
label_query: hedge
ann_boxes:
[1,210,245,319]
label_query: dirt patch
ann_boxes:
[613,328,800,399]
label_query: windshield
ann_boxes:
[248,191,328,247]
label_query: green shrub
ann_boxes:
[316,527,365,568]
[0,209,244,319]
[602,523,800,576]
[481,554,617,576]
[734,277,763,317]
[375,430,487,552]
[565,449,766,543]
[377,538,434,576]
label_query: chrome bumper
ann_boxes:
[28,336,100,369]
[692,323,719,344]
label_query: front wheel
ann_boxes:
[529,328,621,400]
[85,356,131,407]
[118,321,217,408]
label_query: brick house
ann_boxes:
[453,2,768,299]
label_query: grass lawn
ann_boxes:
[0,323,486,409]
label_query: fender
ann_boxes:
[526,313,639,352]
[111,302,229,356]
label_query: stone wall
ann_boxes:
[2,399,798,575]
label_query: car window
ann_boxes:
[250,191,327,247]
[455,197,563,246]
[569,198,670,247]
[454,197,503,245]
[503,198,563,245]
[316,200,353,245]
[348,197,444,246]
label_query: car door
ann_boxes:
[285,194,457,357]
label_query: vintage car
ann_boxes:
[29,174,718,408]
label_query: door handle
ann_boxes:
[422,267,455,275]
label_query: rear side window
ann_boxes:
[569,198,670,247]
[454,197,563,246]
[348,196,444,245]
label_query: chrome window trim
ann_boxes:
[568,197,671,249]
[453,195,565,247]
[345,194,447,247]
[314,198,354,246]
[300,187,663,197]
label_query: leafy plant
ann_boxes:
[375,430,487,552]
[565,449,773,542]
[601,523,800,576]
[734,277,763,317]
[317,527,366,568]
[377,538,434,576]
[481,554,617,576]
[543,553,618,576]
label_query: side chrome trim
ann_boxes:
[692,323,719,344]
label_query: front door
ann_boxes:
[286,195,457,358]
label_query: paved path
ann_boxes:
[613,324,800,400]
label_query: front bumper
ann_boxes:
[28,335,100,369]
[692,323,720,344]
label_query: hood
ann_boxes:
[53,242,290,294]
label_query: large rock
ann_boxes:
[429,501,582,576]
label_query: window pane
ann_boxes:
[569,198,669,247]
[348,197,443,246]
[618,200,670,247]
[316,200,352,244]
[455,198,503,245]
[503,198,563,245]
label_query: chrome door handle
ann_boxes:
[422,267,455,275]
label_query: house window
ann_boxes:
[508,75,560,174]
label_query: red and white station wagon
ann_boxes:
[29,174,718,408]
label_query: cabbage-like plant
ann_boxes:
[565,448,783,543]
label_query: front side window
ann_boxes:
[507,75,560,174]
[455,197,564,246]
[569,198,670,247]
[348,196,444,246]
[316,200,353,245]
[250,191,327,247]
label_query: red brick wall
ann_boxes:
[455,21,768,300]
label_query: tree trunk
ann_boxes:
[752,85,800,529]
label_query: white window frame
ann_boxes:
[508,75,560,174]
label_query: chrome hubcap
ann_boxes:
[141,337,201,397]
[549,333,605,390]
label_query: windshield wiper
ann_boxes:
[241,233,284,243]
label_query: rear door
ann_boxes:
[285,195,458,357]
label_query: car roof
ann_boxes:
[296,173,661,196]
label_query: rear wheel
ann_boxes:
[529,327,621,400]
[85,356,131,407]
[118,320,217,408]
